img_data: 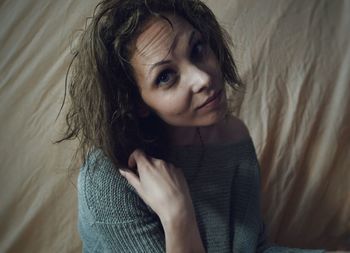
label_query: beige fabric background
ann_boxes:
[0,0,349,252]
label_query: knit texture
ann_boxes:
[78,138,325,253]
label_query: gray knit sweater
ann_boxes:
[78,138,325,253]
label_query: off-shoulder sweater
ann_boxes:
[77,138,325,253]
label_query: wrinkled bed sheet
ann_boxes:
[0,0,349,252]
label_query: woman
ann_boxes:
[60,0,326,252]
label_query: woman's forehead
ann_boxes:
[130,14,194,65]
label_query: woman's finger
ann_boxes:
[119,169,141,193]
[128,149,149,169]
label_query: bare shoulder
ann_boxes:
[224,115,251,143]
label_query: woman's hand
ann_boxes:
[119,149,194,223]
[120,149,205,252]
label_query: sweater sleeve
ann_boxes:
[248,146,325,253]
[77,150,165,253]
[232,139,324,253]
[257,223,325,253]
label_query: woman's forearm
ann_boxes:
[161,212,206,253]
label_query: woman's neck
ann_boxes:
[166,116,232,146]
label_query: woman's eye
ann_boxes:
[191,40,206,60]
[155,69,176,86]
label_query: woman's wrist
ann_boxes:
[158,198,194,225]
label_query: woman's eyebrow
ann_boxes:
[149,60,172,75]
[148,30,197,75]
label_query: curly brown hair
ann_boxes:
[57,0,243,169]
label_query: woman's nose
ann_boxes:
[186,63,211,93]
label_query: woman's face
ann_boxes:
[130,14,227,127]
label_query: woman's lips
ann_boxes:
[197,90,222,110]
